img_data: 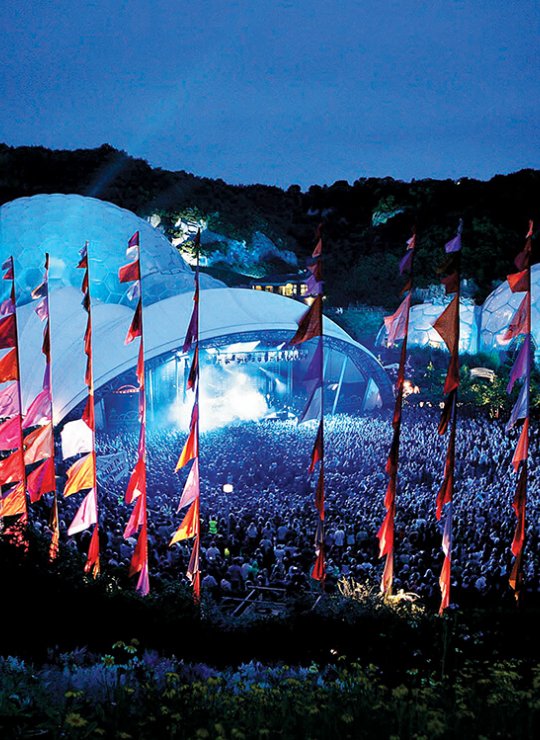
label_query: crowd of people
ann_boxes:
[27,407,540,607]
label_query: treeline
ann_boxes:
[1,143,538,307]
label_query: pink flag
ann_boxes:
[124,493,145,538]
[23,422,53,465]
[0,414,21,451]
[136,562,150,596]
[35,297,49,322]
[23,389,52,429]
[0,382,19,417]
[177,458,200,511]
[67,487,98,536]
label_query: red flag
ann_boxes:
[2,257,14,280]
[511,466,527,557]
[125,300,142,344]
[0,449,24,486]
[432,296,459,354]
[84,526,100,577]
[136,343,144,387]
[443,352,460,394]
[0,349,18,383]
[439,554,451,615]
[308,420,323,474]
[28,457,56,502]
[290,296,323,345]
[503,295,528,342]
[441,271,459,295]
[0,314,16,349]
[129,523,148,576]
[311,548,325,581]
[170,497,199,544]
[183,305,198,353]
[82,395,95,431]
[118,260,140,283]
[125,457,146,504]
[507,270,529,293]
[377,507,394,558]
[124,493,145,538]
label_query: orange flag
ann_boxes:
[170,497,200,544]
[0,348,18,383]
[125,457,146,504]
[507,270,529,293]
[1,481,26,517]
[512,419,528,472]
[129,523,148,576]
[49,494,60,561]
[84,526,100,577]
[290,296,322,345]
[175,411,198,471]
[64,452,95,496]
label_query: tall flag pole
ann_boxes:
[432,220,463,614]
[170,229,201,601]
[61,243,100,575]
[377,230,417,595]
[505,221,533,601]
[0,257,27,524]
[291,224,325,584]
[119,232,149,595]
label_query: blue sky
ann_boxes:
[1,0,538,188]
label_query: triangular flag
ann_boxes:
[175,408,198,471]
[512,418,528,472]
[308,420,323,474]
[0,349,18,383]
[0,314,16,349]
[27,457,56,502]
[432,295,459,354]
[64,452,95,497]
[384,294,411,347]
[84,526,100,577]
[290,296,323,345]
[124,493,146,538]
[170,497,200,544]
[177,458,200,511]
[67,487,98,536]
[125,457,146,504]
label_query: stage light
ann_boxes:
[222,483,234,494]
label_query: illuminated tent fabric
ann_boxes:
[16,287,392,424]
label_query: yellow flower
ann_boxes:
[65,713,88,728]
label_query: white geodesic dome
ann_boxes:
[0,194,220,306]
[480,264,540,351]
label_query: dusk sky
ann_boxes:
[1,0,538,188]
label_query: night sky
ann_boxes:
[1,0,538,188]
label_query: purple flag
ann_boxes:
[35,297,49,322]
[507,336,530,394]
[445,220,463,253]
[0,382,19,417]
[506,382,528,432]
[399,249,414,275]
[0,298,14,317]
[306,273,324,296]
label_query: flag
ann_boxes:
[381,552,394,595]
[298,385,322,424]
[177,458,200,511]
[512,418,528,472]
[313,464,324,519]
[125,300,142,344]
[186,537,200,584]
[441,271,459,295]
[129,523,148,575]
[306,273,324,296]
[183,305,198,353]
[308,420,323,474]
[377,507,394,558]
[61,419,93,460]
[125,457,146,504]
[384,295,411,346]
[303,340,323,393]
[67,487,98,536]
[290,296,323,345]
[187,345,199,390]
[0,297,14,316]
[23,422,54,465]
[506,382,528,431]
[0,314,16,349]
[507,337,530,393]
[175,410,198,471]
[503,295,528,342]
[0,449,24,486]
[35,297,48,322]
[507,269,529,293]
[399,249,414,275]
[22,389,51,429]
[0,382,19,418]
[48,495,60,561]
[432,296,459,354]
[64,452,95,496]
[2,482,26,517]
[511,466,527,557]
[0,414,21,451]
[439,505,453,614]
[136,562,150,596]
[170,497,200,544]
[445,221,463,253]
[0,349,17,383]
[84,526,100,577]
[124,493,146,538]
[2,257,14,280]
[27,457,56,502]
[311,548,325,581]
[118,260,140,284]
